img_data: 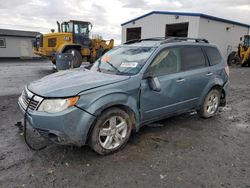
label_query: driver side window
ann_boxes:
[150,47,181,77]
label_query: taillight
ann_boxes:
[225,65,229,76]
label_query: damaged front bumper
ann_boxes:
[17,92,96,146]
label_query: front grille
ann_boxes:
[22,93,38,110]
[19,88,43,111]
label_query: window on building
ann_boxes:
[181,46,206,71]
[126,27,141,42]
[0,38,6,48]
[165,22,189,37]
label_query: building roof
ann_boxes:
[0,29,40,38]
[121,11,250,28]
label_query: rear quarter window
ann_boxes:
[204,46,223,66]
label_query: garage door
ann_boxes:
[126,27,141,42]
[165,22,189,37]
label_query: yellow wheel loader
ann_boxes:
[33,20,114,68]
[228,35,250,67]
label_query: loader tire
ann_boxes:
[65,49,82,68]
[230,56,241,67]
[227,51,236,66]
[51,59,56,65]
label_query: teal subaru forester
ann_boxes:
[18,37,229,155]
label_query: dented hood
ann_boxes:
[28,69,130,97]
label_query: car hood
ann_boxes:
[28,69,130,97]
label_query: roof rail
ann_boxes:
[124,37,209,45]
[160,37,209,44]
[124,37,171,44]
[124,39,141,44]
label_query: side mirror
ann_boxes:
[240,37,242,41]
[147,77,161,92]
[143,71,154,79]
[143,71,161,92]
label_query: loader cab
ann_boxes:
[243,35,250,47]
[60,20,92,47]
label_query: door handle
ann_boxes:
[206,72,213,76]
[176,78,185,83]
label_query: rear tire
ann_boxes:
[197,89,221,118]
[65,49,82,68]
[89,108,132,155]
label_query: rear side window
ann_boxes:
[204,46,223,66]
[181,46,206,71]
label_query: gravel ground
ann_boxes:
[0,61,249,188]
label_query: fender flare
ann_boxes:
[86,91,139,124]
[198,77,224,107]
[77,91,140,144]
[59,44,82,53]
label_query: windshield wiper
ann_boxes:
[98,59,122,74]
[97,59,102,72]
[105,61,122,74]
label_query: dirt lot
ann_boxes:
[0,61,250,188]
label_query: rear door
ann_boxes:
[178,46,211,106]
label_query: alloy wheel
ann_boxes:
[206,94,219,115]
[99,116,128,150]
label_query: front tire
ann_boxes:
[65,49,82,68]
[197,89,221,118]
[89,108,132,155]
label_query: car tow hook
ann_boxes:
[16,96,51,151]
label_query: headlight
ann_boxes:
[38,96,79,113]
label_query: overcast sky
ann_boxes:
[0,0,249,44]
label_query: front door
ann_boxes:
[20,40,30,58]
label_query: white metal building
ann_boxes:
[121,11,250,59]
[0,29,40,59]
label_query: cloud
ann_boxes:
[0,0,249,44]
